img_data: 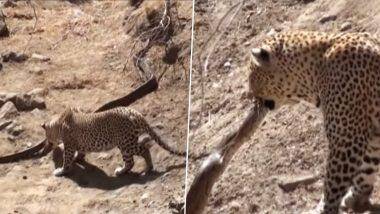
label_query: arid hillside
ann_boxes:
[188,0,380,213]
[0,0,191,213]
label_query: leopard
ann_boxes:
[246,31,380,214]
[41,107,186,177]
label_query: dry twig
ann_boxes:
[0,6,10,37]
[125,0,174,83]
[23,0,38,53]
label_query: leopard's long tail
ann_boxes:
[146,125,210,159]
[145,125,186,157]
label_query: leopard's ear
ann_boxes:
[41,123,46,130]
[251,47,270,65]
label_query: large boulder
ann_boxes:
[0,92,46,111]
[2,51,28,63]
[0,101,19,119]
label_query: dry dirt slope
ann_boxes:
[0,1,191,213]
[188,0,380,213]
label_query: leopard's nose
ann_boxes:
[263,99,275,110]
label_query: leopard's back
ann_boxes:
[65,107,148,153]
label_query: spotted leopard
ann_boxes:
[42,107,185,177]
[247,31,380,214]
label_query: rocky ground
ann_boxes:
[188,0,380,213]
[0,0,191,213]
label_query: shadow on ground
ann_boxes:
[52,148,185,190]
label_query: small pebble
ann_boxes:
[340,22,352,31]
[319,15,337,24]
[31,53,50,62]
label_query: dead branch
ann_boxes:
[96,75,158,112]
[133,40,155,81]
[126,0,174,82]
[0,140,45,163]
[50,30,70,50]
[0,76,159,163]
[0,8,10,37]
[23,0,38,53]
[196,0,245,125]
[186,99,268,214]
[278,174,320,192]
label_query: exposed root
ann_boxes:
[186,99,268,214]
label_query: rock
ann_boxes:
[0,21,9,38]
[300,0,315,3]
[27,88,49,97]
[267,28,280,36]
[72,8,85,18]
[2,51,28,63]
[0,92,18,101]
[31,53,50,62]
[0,92,46,111]
[140,193,149,203]
[0,101,18,119]
[278,174,320,192]
[223,61,231,68]
[7,135,15,141]
[230,201,241,211]
[26,142,33,147]
[0,119,12,131]
[319,15,337,24]
[6,122,24,136]
[98,153,112,160]
[6,165,25,177]
[29,66,45,75]
[31,108,45,117]
[0,63,2,71]
[16,95,46,111]
[249,204,260,212]
[3,0,17,8]
[168,201,184,213]
[153,122,164,130]
[340,22,352,31]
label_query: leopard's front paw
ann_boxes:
[53,167,69,177]
[75,152,86,163]
[114,167,128,177]
[341,190,371,213]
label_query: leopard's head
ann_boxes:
[41,115,62,148]
[41,108,74,148]
[248,45,301,110]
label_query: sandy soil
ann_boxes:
[0,0,191,213]
[188,0,380,213]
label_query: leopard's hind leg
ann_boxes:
[75,152,86,163]
[141,148,153,173]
